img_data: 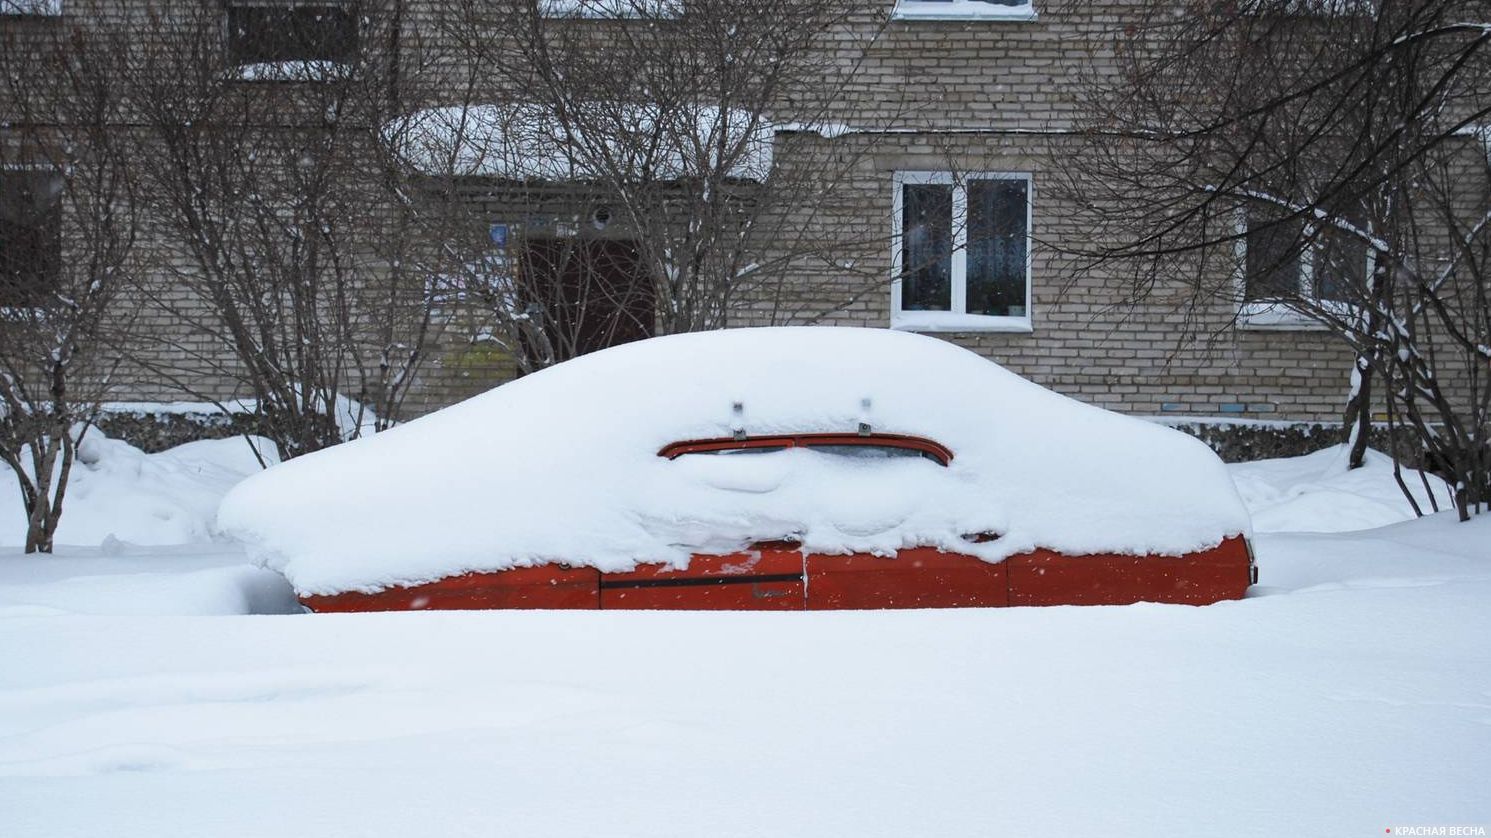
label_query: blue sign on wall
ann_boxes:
[489,223,509,249]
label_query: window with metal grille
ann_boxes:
[225,2,358,68]
[1242,209,1367,304]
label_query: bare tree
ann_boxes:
[393,0,900,373]
[118,1,462,460]
[1061,0,1491,518]
[0,16,141,551]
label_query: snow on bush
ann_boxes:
[219,327,1251,595]
[0,432,276,548]
[231,61,351,83]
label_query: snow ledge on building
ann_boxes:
[1236,301,1333,331]
[891,1,1038,22]
[538,0,681,18]
[890,312,1034,333]
[386,102,774,182]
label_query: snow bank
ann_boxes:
[0,433,275,548]
[1229,444,1454,533]
[388,102,773,181]
[219,327,1250,595]
[2,513,1487,836]
[0,546,300,617]
[1250,511,1491,595]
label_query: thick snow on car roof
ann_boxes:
[218,327,1251,595]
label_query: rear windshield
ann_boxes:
[801,444,944,464]
[662,434,951,466]
[681,446,790,456]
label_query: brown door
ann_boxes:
[517,237,655,363]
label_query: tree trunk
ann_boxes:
[20,430,70,554]
[1345,354,1373,470]
[24,497,54,554]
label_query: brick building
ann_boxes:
[2,0,1482,430]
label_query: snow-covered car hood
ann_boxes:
[218,327,1251,595]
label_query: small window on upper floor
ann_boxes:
[1238,207,1370,329]
[226,2,359,79]
[891,0,1037,22]
[0,169,64,308]
[0,0,61,15]
[892,172,1033,333]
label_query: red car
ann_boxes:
[220,328,1255,611]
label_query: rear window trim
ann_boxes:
[659,433,953,465]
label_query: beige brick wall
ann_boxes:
[724,128,1367,422]
[6,0,1478,426]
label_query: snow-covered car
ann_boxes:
[219,327,1255,611]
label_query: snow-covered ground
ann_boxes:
[0,545,297,618]
[0,432,1486,836]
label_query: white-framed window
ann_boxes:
[891,0,1037,22]
[891,171,1033,333]
[1235,207,1370,330]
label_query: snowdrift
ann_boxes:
[218,327,1251,595]
[1,433,275,548]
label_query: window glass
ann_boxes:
[966,178,1028,317]
[1244,212,1303,301]
[1314,229,1367,303]
[664,436,951,465]
[804,444,944,464]
[0,170,63,308]
[678,446,789,456]
[893,173,1031,327]
[227,4,359,67]
[900,183,953,312]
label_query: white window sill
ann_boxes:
[891,1,1037,22]
[892,312,1033,333]
[1236,302,1329,331]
